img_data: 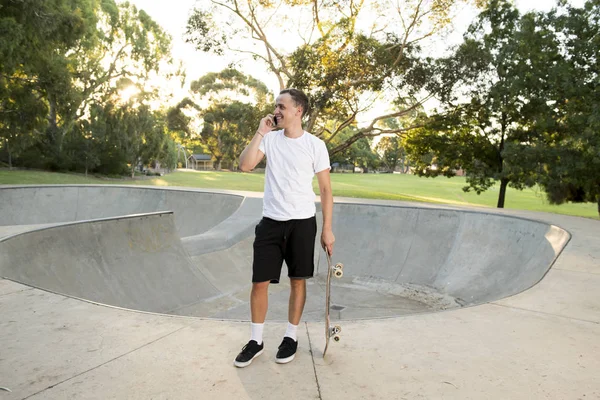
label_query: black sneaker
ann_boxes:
[233,340,264,368]
[275,337,298,364]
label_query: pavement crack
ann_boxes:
[305,322,323,400]
[22,326,188,399]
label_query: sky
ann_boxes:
[125,0,585,120]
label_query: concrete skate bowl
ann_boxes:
[0,185,243,237]
[0,186,571,321]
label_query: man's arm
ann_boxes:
[317,168,335,255]
[239,133,265,172]
[239,115,273,172]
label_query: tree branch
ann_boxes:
[226,46,271,64]
[324,112,357,143]
[215,0,292,88]
[327,94,432,155]
[313,0,325,37]
[330,124,423,155]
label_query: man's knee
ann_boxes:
[289,278,306,291]
[252,281,270,293]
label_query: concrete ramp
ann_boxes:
[313,204,570,310]
[0,212,220,313]
[0,186,571,321]
[163,204,570,321]
[0,186,243,237]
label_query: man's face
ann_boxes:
[273,93,302,128]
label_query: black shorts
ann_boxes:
[252,216,317,283]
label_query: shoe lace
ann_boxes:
[241,341,256,356]
[279,338,293,351]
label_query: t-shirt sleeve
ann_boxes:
[314,140,331,173]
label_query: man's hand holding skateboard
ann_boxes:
[321,228,335,256]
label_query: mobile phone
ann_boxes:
[273,116,279,127]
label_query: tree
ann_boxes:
[78,96,169,177]
[405,0,558,208]
[117,104,164,178]
[0,0,86,167]
[329,125,380,172]
[518,0,600,215]
[185,0,485,156]
[0,79,47,169]
[172,68,272,170]
[376,136,408,173]
[158,138,179,171]
[0,0,174,169]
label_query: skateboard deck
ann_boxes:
[323,249,343,357]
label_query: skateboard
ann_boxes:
[323,249,343,357]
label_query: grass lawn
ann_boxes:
[0,168,597,219]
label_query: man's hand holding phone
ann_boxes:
[257,114,279,137]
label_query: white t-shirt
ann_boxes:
[258,130,331,221]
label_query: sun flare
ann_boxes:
[119,85,140,102]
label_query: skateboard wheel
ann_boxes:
[334,268,343,278]
[333,325,341,334]
[333,335,341,342]
[335,263,344,270]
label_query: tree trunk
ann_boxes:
[6,139,12,170]
[48,97,58,143]
[306,109,318,133]
[131,164,135,179]
[497,178,509,208]
[597,195,599,217]
[495,111,509,208]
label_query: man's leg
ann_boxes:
[251,281,270,323]
[288,278,307,325]
[275,278,305,364]
[280,216,315,349]
[234,281,272,368]
[234,216,283,368]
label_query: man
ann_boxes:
[234,88,335,367]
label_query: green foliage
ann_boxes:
[407,0,554,207]
[171,68,273,170]
[186,0,484,155]
[376,136,408,173]
[0,76,48,168]
[0,0,176,175]
[159,138,179,171]
[288,34,402,122]
[406,0,599,212]
[190,68,270,104]
[185,8,227,55]
[525,0,600,213]
[328,125,380,171]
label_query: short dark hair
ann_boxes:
[279,88,310,118]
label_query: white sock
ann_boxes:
[284,322,298,341]
[250,322,264,345]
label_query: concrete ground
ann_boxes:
[0,185,598,399]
